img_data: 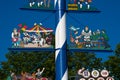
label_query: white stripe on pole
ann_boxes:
[54,0,57,8]
[55,13,66,49]
[62,68,68,80]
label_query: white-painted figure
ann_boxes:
[29,0,43,7]
[44,0,51,7]
[29,0,36,7]
[82,26,92,48]
[35,68,45,80]
[23,31,30,44]
[37,33,46,47]
[85,0,92,9]
[78,0,84,9]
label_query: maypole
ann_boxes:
[55,0,68,80]
[9,0,114,80]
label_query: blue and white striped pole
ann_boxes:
[55,0,68,80]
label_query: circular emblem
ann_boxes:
[82,70,90,78]
[91,70,99,78]
[97,77,105,80]
[101,70,109,77]
[88,78,95,80]
[106,77,114,80]
[80,78,86,80]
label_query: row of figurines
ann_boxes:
[7,68,47,80]
[70,26,110,49]
[11,26,110,49]
[28,0,92,9]
[11,28,53,47]
[29,0,51,8]
[69,0,92,9]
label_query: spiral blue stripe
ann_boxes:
[55,41,67,80]
[55,0,68,80]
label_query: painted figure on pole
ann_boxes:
[11,72,17,80]
[78,0,84,9]
[35,68,45,80]
[81,26,92,48]
[68,0,99,11]
[11,23,54,48]
[11,28,21,48]
[100,30,110,49]
[29,0,43,7]
[85,0,92,9]
[69,26,111,50]
[44,0,51,8]
[28,0,52,9]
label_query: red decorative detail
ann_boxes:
[23,25,27,29]
[12,38,18,42]
[41,77,48,80]
[18,24,22,27]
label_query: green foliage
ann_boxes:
[1,43,120,79]
[0,51,103,79]
[104,43,120,79]
[0,68,7,80]
[115,43,120,57]
[1,51,55,79]
[67,52,103,76]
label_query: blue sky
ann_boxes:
[0,0,120,62]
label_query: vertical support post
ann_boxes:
[55,0,68,80]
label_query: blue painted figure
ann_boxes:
[70,26,81,44]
